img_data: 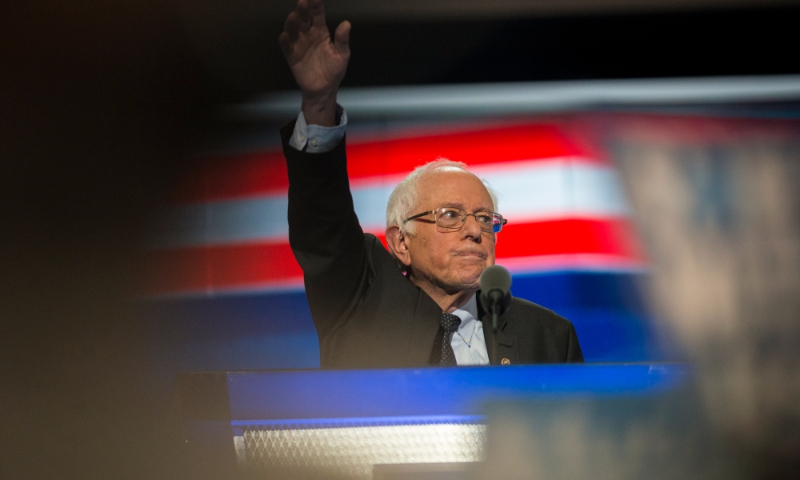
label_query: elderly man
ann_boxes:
[280,0,583,368]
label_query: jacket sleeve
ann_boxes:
[565,323,584,362]
[281,121,369,337]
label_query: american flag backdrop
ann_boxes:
[141,119,663,379]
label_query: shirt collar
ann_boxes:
[451,294,479,330]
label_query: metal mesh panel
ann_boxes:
[241,421,485,479]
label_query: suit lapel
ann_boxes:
[478,293,517,365]
[405,289,443,366]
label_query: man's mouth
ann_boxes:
[453,249,487,259]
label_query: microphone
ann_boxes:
[480,265,512,331]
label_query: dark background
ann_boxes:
[2,2,799,479]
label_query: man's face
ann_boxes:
[402,170,496,294]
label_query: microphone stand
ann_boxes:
[489,290,503,366]
[480,265,512,366]
[491,310,500,366]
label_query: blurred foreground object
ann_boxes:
[611,114,800,477]
[480,387,745,480]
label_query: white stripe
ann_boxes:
[141,277,307,300]
[149,160,628,249]
[470,159,629,224]
[500,255,648,275]
[235,75,800,120]
[149,196,289,249]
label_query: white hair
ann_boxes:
[385,159,499,236]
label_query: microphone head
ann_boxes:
[480,265,512,315]
[480,265,512,295]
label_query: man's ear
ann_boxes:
[385,226,412,267]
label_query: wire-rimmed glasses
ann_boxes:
[403,207,508,233]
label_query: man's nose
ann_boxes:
[461,214,483,240]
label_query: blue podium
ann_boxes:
[173,364,691,480]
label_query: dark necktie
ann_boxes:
[437,313,462,366]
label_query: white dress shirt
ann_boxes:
[449,294,490,366]
[288,110,348,152]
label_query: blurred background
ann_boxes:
[3,0,800,479]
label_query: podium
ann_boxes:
[173,364,690,479]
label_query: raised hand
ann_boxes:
[279,0,350,126]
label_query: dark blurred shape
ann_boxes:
[1,1,215,479]
[177,3,800,89]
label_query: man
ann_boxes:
[280,0,583,368]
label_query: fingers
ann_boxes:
[283,11,300,43]
[281,0,336,61]
[334,20,351,56]
[308,0,327,28]
[296,0,325,31]
[278,31,292,58]
[296,0,311,27]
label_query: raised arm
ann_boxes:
[279,0,350,127]
[280,0,367,337]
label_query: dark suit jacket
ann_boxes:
[282,122,583,369]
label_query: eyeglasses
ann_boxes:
[403,207,508,233]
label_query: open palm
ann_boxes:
[279,0,350,99]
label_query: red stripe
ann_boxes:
[144,218,642,295]
[345,124,598,179]
[143,242,303,295]
[370,218,643,260]
[170,123,601,204]
[495,218,644,260]
[169,151,288,204]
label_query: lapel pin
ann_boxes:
[501,358,511,365]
